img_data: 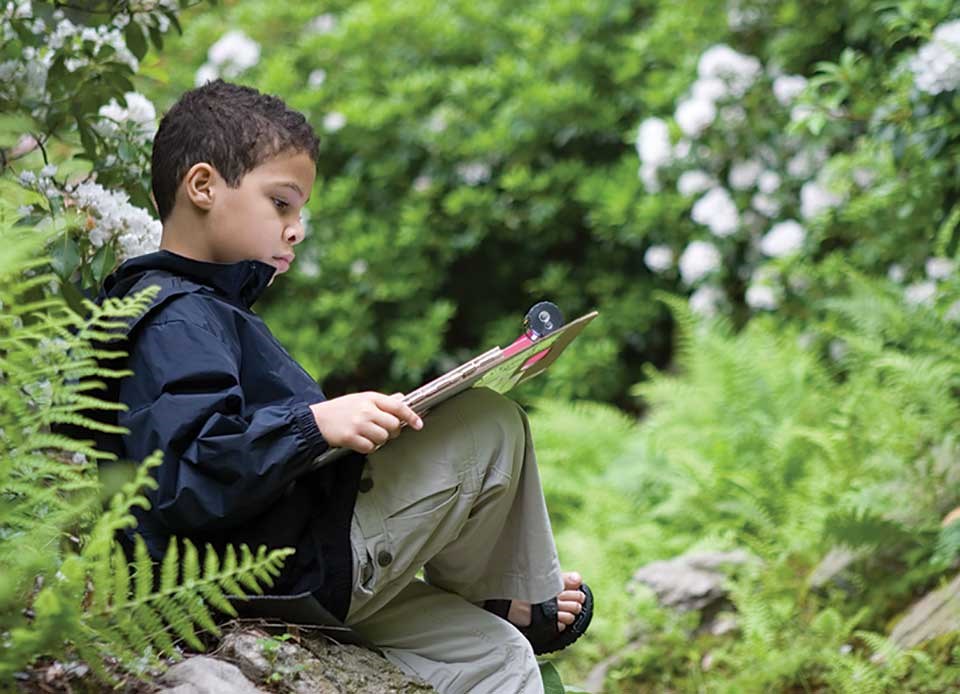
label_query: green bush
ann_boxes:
[141,0,737,407]
[136,0,959,412]
[531,276,960,690]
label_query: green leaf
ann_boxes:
[49,235,82,280]
[148,22,165,52]
[539,661,565,694]
[91,242,116,285]
[77,117,98,160]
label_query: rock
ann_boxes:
[158,655,268,694]
[888,572,960,651]
[707,612,738,636]
[581,639,644,694]
[808,547,862,589]
[220,628,302,683]
[630,549,756,612]
[219,625,435,693]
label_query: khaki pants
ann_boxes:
[346,387,564,694]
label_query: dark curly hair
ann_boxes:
[151,79,321,221]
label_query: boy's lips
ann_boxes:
[273,254,294,273]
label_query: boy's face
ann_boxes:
[201,149,316,283]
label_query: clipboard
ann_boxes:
[311,302,599,467]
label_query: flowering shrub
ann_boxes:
[635,3,960,325]
[1,1,200,310]
[142,0,733,405]
[8,0,959,404]
[135,0,957,406]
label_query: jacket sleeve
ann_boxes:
[118,318,329,532]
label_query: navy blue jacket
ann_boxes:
[94,250,364,621]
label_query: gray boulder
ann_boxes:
[630,549,756,612]
[158,655,268,694]
[218,625,436,693]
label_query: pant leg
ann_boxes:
[350,579,545,694]
[346,386,563,625]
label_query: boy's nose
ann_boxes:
[284,220,305,244]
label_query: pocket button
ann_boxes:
[377,550,393,567]
[358,477,374,493]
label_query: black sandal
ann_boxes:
[483,582,594,655]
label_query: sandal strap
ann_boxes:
[482,598,512,620]
[519,596,559,645]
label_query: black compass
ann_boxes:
[523,301,565,339]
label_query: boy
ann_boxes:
[96,79,592,693]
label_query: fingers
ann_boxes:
[561,572,582,589]
[368,409,403,439]
[357,421,391,447]
[375,392,423,431]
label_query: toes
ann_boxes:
[559,589,585,604]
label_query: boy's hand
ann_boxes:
[309,392,423,455]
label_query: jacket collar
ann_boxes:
[101,250,276,309]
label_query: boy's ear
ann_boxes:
[182,162,217,211]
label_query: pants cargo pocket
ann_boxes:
[382,483,462,580]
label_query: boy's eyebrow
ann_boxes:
[278,181,310,203]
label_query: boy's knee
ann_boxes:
[460,387,526,438]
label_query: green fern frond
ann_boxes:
[84,535,293,665]
[931,521,960,567]
[824,508,914,549]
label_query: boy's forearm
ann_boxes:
[124,399,328,532]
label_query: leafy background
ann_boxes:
[3,0,960,690]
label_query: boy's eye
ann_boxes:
[272,198,289,210]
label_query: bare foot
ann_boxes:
[507,571,585,632]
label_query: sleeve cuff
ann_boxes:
[291,402,329,462]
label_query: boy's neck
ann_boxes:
[158,211,214,263]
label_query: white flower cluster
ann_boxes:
[196,30,261,86]
[643,244,673,273]
[1,8,139,109]
[678,240,721,285]
[636,117,671,192]
[677,169,714,196]
[726,0,763,31]
[759,220,805,257]
[18,164,61,200]
[690,284,725,316]
[96,91,157,141]
[691,187,739,237]
[699,44,762,94]
[323,111,347,132]
[456,161,492,186]
[799,180,842,220]
[904,281,937,306]
[309,13,338,35]
[46,16,139,72]
[911,20,960,95]
[70,181,161,261]
[903,256,956,308]
[772,74,807,106]
[745,283,778,310]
